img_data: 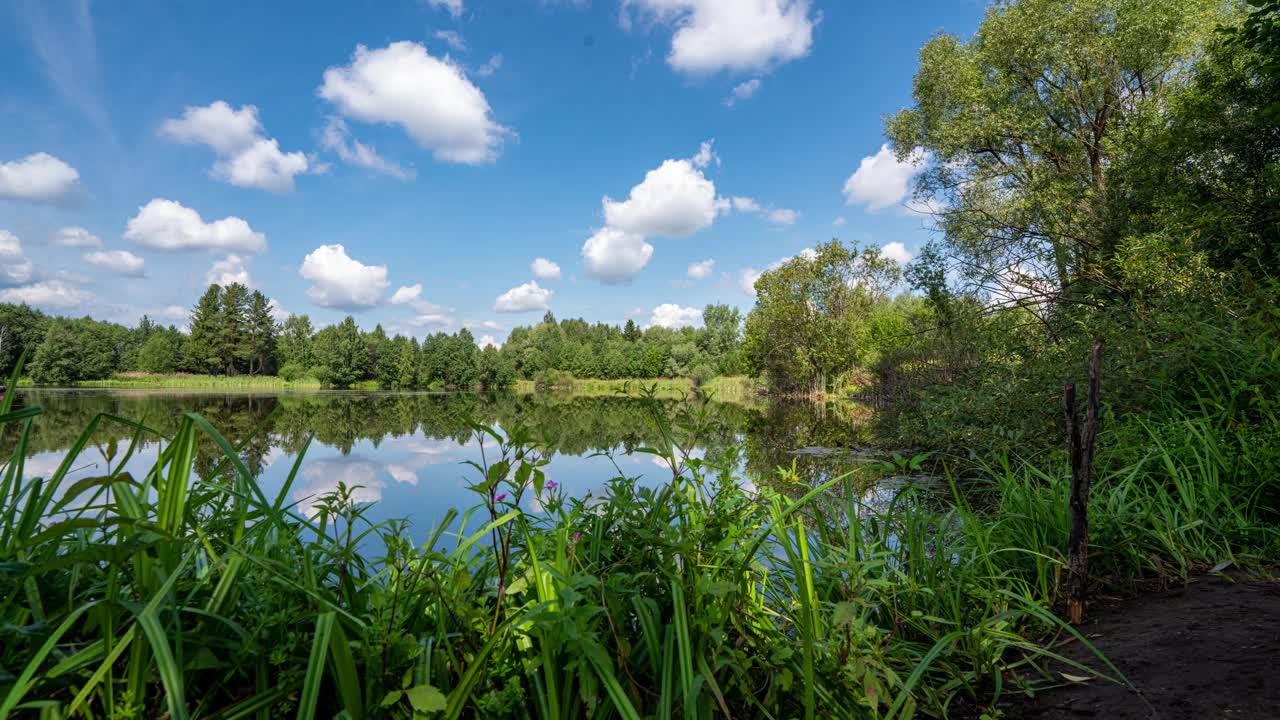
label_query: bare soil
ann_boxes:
[1005,575,1280,719]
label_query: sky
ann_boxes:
[0,0,984,347]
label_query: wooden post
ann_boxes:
[1065,340,1102,624]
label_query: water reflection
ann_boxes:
[7,389,883,538]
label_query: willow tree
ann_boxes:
[744,241,901,395]
[886,0,1224,311]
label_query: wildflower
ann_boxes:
[572,531,581,543]
[545,480,558,490]
[495,493,508,503]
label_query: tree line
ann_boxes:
[1,283,747,389]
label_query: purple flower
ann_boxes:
[572,531,581,543]
[544,480,558,491]
[495,493,508,503]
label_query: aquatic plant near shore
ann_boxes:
[1,375,1271,718]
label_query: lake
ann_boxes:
[7,389,884,540]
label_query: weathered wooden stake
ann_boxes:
[1065,340,1102,624]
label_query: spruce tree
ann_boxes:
[185,285,224,373]
[245,291,276,375]
[219,283,251,375]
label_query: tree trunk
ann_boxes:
[1065,340,1103,624]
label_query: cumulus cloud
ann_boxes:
[54,227,101,247]
[687,259,715,279]
[603,158,721,237]
[319,41,510,165]
[160,101,309,192]
[465,319,503,331]
[493,281,552,312]
[647,303,702,329]
[0,152,79,201]
[767,207,798,225]
[0,280,91,307]
[738,267,763,296]
[530,257,561,281]
[125,199,266,254]
[880,241,913,264]
[207,254,253,286]
[582,227,654,284]
[843,144,928,212]
[299,244,390,310]
[731,196,762,213]
[320,117,414,180]
[84,250,145,276]
[724,77,762,106]
[390,284,424,305]
[582,142,725,284]
[624,0,817,75]
[477,334,500,349]
[0,231,35,286]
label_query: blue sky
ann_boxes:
[0,0,983,345]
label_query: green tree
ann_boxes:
[0,303,49,376]
[394,338,419,389]
[219,283,251,375]
[245,291,277,375]
[885,0,1222,305]
[184,285,224,374]
[278,315,316,371]
[137,331,184,373]
[314,317,368,388]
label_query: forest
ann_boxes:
[0,288,750,391]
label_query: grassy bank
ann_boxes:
[68,372,325,390]
[515,375,761,399]
[1,376,1274,719]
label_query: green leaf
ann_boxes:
[406,684,447,713]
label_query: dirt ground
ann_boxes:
[1005,575,1280,719]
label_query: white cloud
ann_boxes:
[84,250,145,276]
[390,284,423,305]
[724,77,762,106]
[295,458,384,518]
[408,312,457,329]
[581,227,653,284]
[207,254,253,286]
[603,158,720,237]
[434,29,467,52]
[475,54,504,78]
[0,152,79,201]
[160,101,309,192]
[647,303,702,329]
[0,231,34,287]
[54,226,101,247]
[767,207,798,225]
[691,139,719,169]
[880,241,913,264]
[687,258,715,279]
[477,334,500,349]
[299,244,390,310]
[493,280,552,312]
[843,144,928,212]
[465,319,503,331]
[530,257,561,281]
[738,267,763,296]
[0,280,91,307]
[581,142,724,284]
[320,117,414,180]
[625,0,817,75]
[125,199,267,254]
[319,41,509,165]
[731,196,762,213]
[832,216,846,227]
[425,0,463,18]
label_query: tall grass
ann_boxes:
[72,372,324,390]
[0,372,1273,717]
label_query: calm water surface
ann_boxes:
[9,389,881,540]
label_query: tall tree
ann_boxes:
[278,314,316,370]
[185,285,224,374]
[219,283,251,375]
[245,290,277,375]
